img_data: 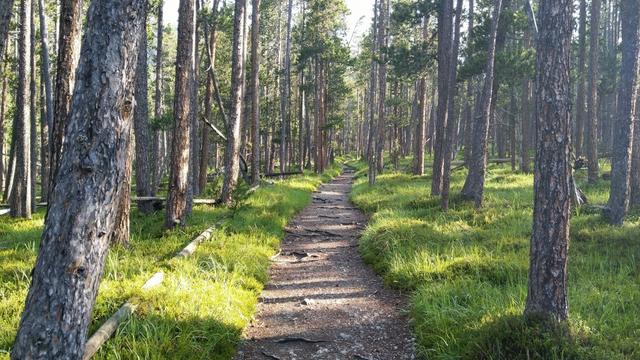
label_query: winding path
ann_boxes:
[235,169,415,360]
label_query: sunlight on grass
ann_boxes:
[350,157,639,360]
[0,165,341,359]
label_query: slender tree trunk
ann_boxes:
[10,0,32,218]
[11,0,145,355]
[432,0,453,196]
[463,0,474,166]
[165,0,195,228]
[134,5,155,214]
[586,0,601,184]
[37,0,52,202]
[524,0,572,321]
[153,0,166,192]
[414,19,428,176]
[367,0,379,184]
[279,0,292,174]
[48,0,83,197]
[189,0,200,198]
[521,31,532,173]
[250,0,260,184]
[29,0,36,212]
[574,0,587,157]
[460,0,502,208]
[0,69,6,189]
[220,0,246,204]
[441,0,463,211]
[0,0,15,60]
[605,0,639,225]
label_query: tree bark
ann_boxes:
[0,0,15,60]
[11,0,145,355]
[10,0,32,218]
[605,0,639,225]
[220,0,246,204]
[250,0,261,184]
[134,4,155,214]
[279,0,292,174]
[152,0,166,193]
[630,91,640,207]
[520,31,532,173]
[165,0,195,228]
[29,0,36,213]
[574,0,587,157]
[414,18,428,176]
[586,0,601,184]
[460,0,502,208]
[37,0,52,202]
[524,0,572,321]
[48,0,84,197]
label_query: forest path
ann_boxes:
[235,169,415,360]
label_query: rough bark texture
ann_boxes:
[431,0,452,196]
[605,0,640,225]
[460,0,502,208]
[524,0,572,321]
[134,5,155,214]
[152,0,166,192]
[10,0,144,356]
[250,0,261,184]
[48,0,84,196]
[110,130,133,247]
[586,0,601,184]
[520,31,532,173]
[10,0,32,219]
[29,0,36,213]
[37,0,52,202]
[220,0,246,204]
[165,0,195,228]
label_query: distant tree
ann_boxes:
[10,0,32,219]
[586,0,601,184]
[0,0,15,59]
[166,0,196,227]
[250,0,261,184]
[605,0,640,225]
[574,0,587,158]
[524,0,572,321]
[11,0,145,355]
[220,0,246,204]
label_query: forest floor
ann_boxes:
[235,169,415,360]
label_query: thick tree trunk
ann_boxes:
[605,0,639,225]
[250,0,260,184]
[10,0,144,355]
[134,6,155,214]
[524,0,572,321]
[48,0,83,197]
[460,0,502,208]
[220,0,246,204]
[630,93,640,207]
[165,0,195,228]
[10,0,32,218]
[431,0,453,196]
[586,0,601,184]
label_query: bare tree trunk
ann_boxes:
[431,0,453,196]
[462,0,474,166]
[110,129,132,246]
[165,0,195,228]
[29,0,36,212]
[460,0,502,208]
[367,0,379,184]
[10,0,32,218]
[48,0,83,196]
[189,0,200,198]
[250,0,260,184]
[630,92,640,207]
[0,69,6,188]
[134,5,155,214]
[11,0,145,355]
[524,0,572,321]
[374,0,388,175]
[279,0,292,174]
[414,18,428,176]
[152,0,166,192]
[37,0,52,202]
[586,0,601,184]
[0,0,15,59]
[220,0,246,204]
[520,31,532,173]
[441,0,463,211]
[574,0,587,157]
[605,0,639,225]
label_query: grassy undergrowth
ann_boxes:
[350,157,639,360]
[0,165,340,359]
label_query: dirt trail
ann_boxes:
[235,169,415,360]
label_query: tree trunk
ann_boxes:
[374,0,387,177]
[462,0,474,166]
[189,0,200,198]
[110,129,132,246]
[29,0,36,213]
[367,0,379,184]
[0,0,15,60]
[0,69,6,188]
[153,0,165,193]
[574,0,587,157]
[249,0,261,184]
[460,0,502,208]
[524,0,572,321]
[586,0,601,184]
[630,92,640,207]
[165,0,195,228]
[279,0,292,174]
[11,0,145,355]
[48,0,84,197]
[431,0,453,196]
[605,0,639,225]
[441,0,463,211]
[10,0,32,218]
[134,5,155,214]
[220,0,246,204]
[414,18,428,176]
[37,0,52,202]
[520,31,532,173]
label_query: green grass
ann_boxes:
[0,165,341,359]
[349,157,639,360]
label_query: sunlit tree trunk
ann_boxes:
[250,0,261,184]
